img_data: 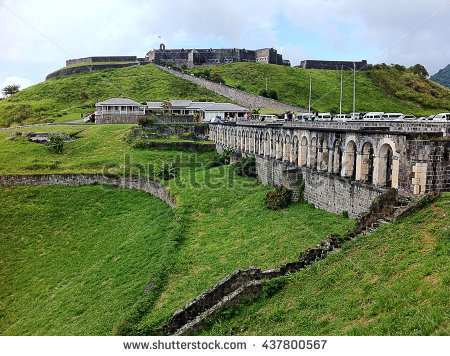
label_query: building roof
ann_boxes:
[169,100,192,108]
[97,98,142,106]
[201,103,250,112]
[146,101,163,109]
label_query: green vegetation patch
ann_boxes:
[0,185,176,335]
[199,193,450,336]
[0,64,229,127]
[138,166,354,330]
[190,63,450,115]
[0,125,216,176]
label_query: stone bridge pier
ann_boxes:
[210,121,449,218]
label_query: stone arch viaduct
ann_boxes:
[210,120,449,217]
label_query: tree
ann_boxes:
[2,84,20,97]
[409,64,429,78]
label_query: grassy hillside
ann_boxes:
[0,64,228,127]
[0,124,354,335]
[0,185,176,335]
[0,124,216,176]
[190,63,450,115]
[199,194,450,336]
[430,64,450,89]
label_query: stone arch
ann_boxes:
[300,136,308,166]
[276,134,283,160]
[292,135,299,164]
[342,140,357,179]
[360,141,374,183]
[332,139,343,174]
[264,132,270,156]
[377,143,394,187]
[271,134,277,158]
[319,138,329,171]
[309,136,318,169]
[284,134,291,162]
[160,43,166,50]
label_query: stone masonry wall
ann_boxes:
[155,65,306,112]
[255,155,385,218]
[46,63,142,80]
[66,56,137,66]
[95,114,142,124]
[0,174,176,208]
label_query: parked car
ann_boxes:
[431,113,450,122]
[382,113,405,120]
[296,113,314,121]
[334,114,352,121]
[349,112,363,120]
[317,113,332,121]
[363,112,384,120]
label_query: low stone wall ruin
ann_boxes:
[0,174,176,208]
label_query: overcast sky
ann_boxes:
[1,0,449,91]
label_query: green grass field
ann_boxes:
[0,185,176,335]
[190,63,450,116]
[0,124,216,177]
[0,64,228,127]
[198,194,450,336]
[0,124,354,335]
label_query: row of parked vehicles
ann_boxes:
[258,112,450,123]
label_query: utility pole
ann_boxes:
[340,65,343,116]
[353,62,356,115]
[308,71,312,116]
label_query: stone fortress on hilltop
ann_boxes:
[145,44,290,68]
[46,43,369,79]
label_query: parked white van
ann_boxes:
[432,113,450,122]
[334,114,351,121]
[363,112,384,120]
[317,113,332,121]
[296,113,314,121]
[382,113,405,120]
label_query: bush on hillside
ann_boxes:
[211,73,225,84]
[233,156,257,178]
[409,63,429,78]
[157,162,178,180]
[138,116,156,127]
[207,149,232,168]
[264,185,293,210]
[48,134,65,154]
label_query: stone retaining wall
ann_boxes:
[46,63,144,80]
[254,155,385,218]
[0,174,176,208]
[157,188,415,336]
[155,65,306,112]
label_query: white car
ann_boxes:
[432,113,450,122]
[334,114,351,121]
[363,112,384,120]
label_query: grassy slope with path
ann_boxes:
[190,63,450,115]
[0,64,228,127]
[199,194,449,336]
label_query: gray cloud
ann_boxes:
[0,0,448,85]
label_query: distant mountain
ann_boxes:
[430,64,450,88]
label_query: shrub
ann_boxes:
[211,73,225,84]
[259,89,268,97]
[138,116,155,127]
[409,63,429,78]
[267,89,278,100]
[233,156,256,178]
[207,149,232,168]
[342,210,349,219]
[264,185,292,210]
[236,84,245,91]
[157,162,178,180]
[48,134,65,154]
